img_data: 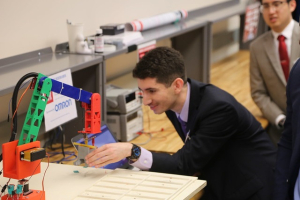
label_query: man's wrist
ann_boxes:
[127,143,133,157]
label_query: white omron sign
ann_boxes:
[44,69,77,131]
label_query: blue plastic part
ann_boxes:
[16,184,23,194]
[39,76,92,104]
[8,184,14,195]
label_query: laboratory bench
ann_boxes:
[0,0,268,154]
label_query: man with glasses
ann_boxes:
[250,0,299,147]
[85,47,277,200]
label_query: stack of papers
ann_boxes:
[103,31,144,46]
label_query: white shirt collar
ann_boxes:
[272,19,294,40]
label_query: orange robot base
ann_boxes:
[2,140,41,179]
[2,140,45,199]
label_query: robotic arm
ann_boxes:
[18,73,101,146]
[1,72,101,200]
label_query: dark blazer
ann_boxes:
[150,79,276,200]
[274,59,300,200]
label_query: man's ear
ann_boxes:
[173,78,184,93]
[289,0,297,12]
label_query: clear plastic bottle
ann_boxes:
[94,29,104,53]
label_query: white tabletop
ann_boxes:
[0,162,206,200]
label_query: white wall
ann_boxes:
[0,0,241,123]
[0,0,228,59]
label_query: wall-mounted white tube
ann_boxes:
[125,10,188,32]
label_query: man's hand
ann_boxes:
[278,117,286,129]
[275,114,286,129]
[85,143,132,168]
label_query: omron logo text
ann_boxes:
[55,99,72,111]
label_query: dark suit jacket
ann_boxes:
[149,79,276,200]
[274,59,300,200]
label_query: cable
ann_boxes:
[10,82,31,132]
[48,144,73,151]
[60,126,65,158]
[134,133,153,145]
[0,179,11,197]
[41,154,50,197]
[23,160,42,185]
[0,73,38,164]
[46,151,77,164]
[135,105,178,145]
[11,72,38,141]
[7,79,32,123]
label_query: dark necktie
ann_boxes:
[178,116,187,135]
[277,35,290,81]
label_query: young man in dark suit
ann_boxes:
[274,58,300,199]
[85,47,276,200]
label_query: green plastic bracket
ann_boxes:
[18,73,52,146]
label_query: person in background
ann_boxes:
[292,0,299,22]
[250,0,299,146]
[85,47,276,200]
[273,58,300,200]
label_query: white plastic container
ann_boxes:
[67,23,84,53]
[94,29,104,53]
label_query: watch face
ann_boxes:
[133,147,141,157]
[128,144,141,161]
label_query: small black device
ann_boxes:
[100,24,125,35]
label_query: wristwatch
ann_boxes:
[127,143,141,162]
